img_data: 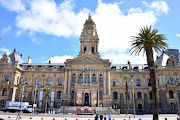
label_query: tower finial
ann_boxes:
[89,11,91,18]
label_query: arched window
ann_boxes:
[136,79,141,86]
[169,90,174,98]
[57,91,61,99]
[2,88,7,96]
[113,79,117,86]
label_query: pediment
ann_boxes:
[65,53,110,65]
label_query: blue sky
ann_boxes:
[0,0,180,64]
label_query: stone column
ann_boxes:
[83,68,85,83]
[96,70,99,85]
[76,70,78,83]
[103,71,107,94]
[90,68,92,83]
[82,92,84,106]
[64,70,68,94]
[68,70,71,94]
[107,71,111,95]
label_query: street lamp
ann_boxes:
[16,76,28,120]
[32,79,38,117]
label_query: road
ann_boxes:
[0,112,179,120]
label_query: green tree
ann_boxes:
[123,75,131,114]
[131,25,168,120]
[16,83,23,102]
[43,86,51,113]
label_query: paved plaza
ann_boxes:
[0,113,179,120]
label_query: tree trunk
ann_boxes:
[145,46,158,120]
[45,93,47,113]
[126,81,128,114]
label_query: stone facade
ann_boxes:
[0,15,180,114]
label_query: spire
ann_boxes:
[85,13,94,25]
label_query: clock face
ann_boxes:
[87,29,92,34]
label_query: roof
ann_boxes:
[85,14,95,25]
[164,49,180,62]
[9,49,24,64]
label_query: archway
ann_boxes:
[138,104,142,112]
[84,93,89,106]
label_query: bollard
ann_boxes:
[177,118,179,120]
[139,119,141,120]
[30,117,32,119]
[165,118,167,120]
[53,118,55,120]
[8,116,10,118]
[41,118,43,120]
[76,119,78,120]
[65,118,67,120]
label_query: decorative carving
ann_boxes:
[74,57,103,63]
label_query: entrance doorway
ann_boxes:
[84,93,89,106]
[138,104,142,112]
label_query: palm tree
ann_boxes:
[43,86,51,113]
[123,75,131,114]
[16,83,23,102]
[131,25,168,120]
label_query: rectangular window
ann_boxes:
[36,78,40,85]
[72,91,74,99]
[167,77,171,84]
[48,92,50,98]
[57,91,61,99]
[5,75,9,81]
[35,90,38,98]
[113,92,117,99]
[79,77,83,83]
[72,77,75,86]
[85,77,89,83]
[149,92,152,99]
[137,92,142,99]
[92,77,96,83]
[58,78,62,85]
[148,79,151,86]
[99,91,102,99]
[99,77,103,86]
[47,78,51,85]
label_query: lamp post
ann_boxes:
[16,76,28,120]
[32,79,38,117]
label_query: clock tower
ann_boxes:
[79,14,99,57]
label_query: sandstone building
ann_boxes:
[0,15,180,114]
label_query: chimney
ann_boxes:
[28,56,32,64]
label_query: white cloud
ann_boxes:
[16,0,89,37]
[0,48,11,55]
[1,26,11,34]
[176,34,180,38]
[143,1,169,15]
[3,0,169,64]
[32,38,40,44]
[47,55,73,63]
[16,30,22,36]
[0,0,25,12]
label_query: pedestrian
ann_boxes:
[104,113,106,120]
[95,114,98,120]
[108,114,111,120]
[100,114,103,120]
